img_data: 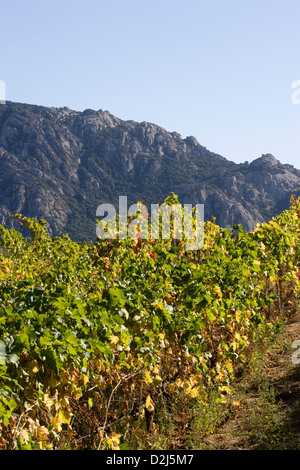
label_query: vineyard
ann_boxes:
[0,194,299,450]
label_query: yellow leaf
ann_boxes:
[52,408,72,425]
[219,385,231,394]
[73,386,83,399]
[154,375,163,382]
[235,310,241,322]
[182,380,191,390]
[43,394,54,410]
[225,361,233,375]
[189,375,198,386]
[52,422,63,432]
[144,370,153,384]
[110,335,119,346]
[189,388,199,398]
[168,383,176,394]
[175,378,182,387]
[111,432,122,446]
[152,422,159,434]
[80,374,89,385]
[94,359,106,372]
[145,395,155,412]
[232,400,242,410]
[27,419,49,444]
[214,286,223,297]
[215,372,225,382]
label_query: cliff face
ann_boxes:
[0,102,299,240]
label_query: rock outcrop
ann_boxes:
[0,101,299,240]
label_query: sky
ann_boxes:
[0,0,300,168]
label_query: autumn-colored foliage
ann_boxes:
[0,194,299,449]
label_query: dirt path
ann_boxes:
[201,312,300,450]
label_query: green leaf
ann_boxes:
[18,325,36,349]
[109,287,126,308]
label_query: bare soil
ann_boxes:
[201,312,300,450]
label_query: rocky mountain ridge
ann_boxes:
[0,101,299,240]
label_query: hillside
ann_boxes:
[0,101,299,240]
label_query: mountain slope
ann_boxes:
[0,101,299,240]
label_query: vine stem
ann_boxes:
[97,369,142,450]
[12,400,39,448]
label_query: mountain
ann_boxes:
[0,101,299,241]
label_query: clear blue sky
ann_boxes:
[1,0,300,168]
